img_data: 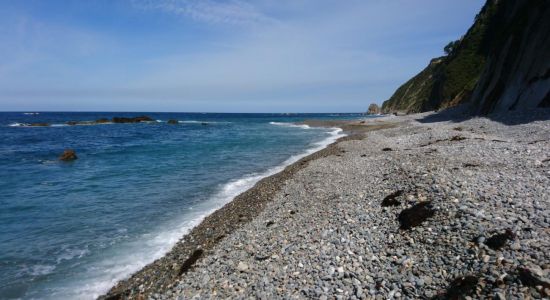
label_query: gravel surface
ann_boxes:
[101,109,550,299]
[159,109,550,299]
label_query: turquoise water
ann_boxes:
[0,112,365,299]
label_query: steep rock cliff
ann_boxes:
[382,0,550,115]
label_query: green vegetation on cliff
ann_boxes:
[382,0,499,114]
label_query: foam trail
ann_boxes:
[269,121,311,129]
[50,127,345,300]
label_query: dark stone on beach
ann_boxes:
[382,147,393,151]
[453,127,464,131]
[450,135,467,141]
[398,202,435,230]
[382,190,403,207]
[59,149,78,161]
[441,275,479,299]
[485,229,515,250]
[30,123,50,127]
[518,267,550,294]
[112,116,154,123]
[167,119,179,125]
[178,249,204,276]
[266,221,275,227]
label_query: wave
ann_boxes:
[178,120,231,124]
[23,112,40,115]
[269,121,311,129]
[53,127,345,299]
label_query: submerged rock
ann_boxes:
[29,123,50,127]
[112,116,154,123]
[167,119,179,125]
[59,149,78,161]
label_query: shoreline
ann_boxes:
[103,109,549,299]
[101,118,394,299]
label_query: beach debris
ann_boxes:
[441,275,479,299]
[398,202,435,230]
[381,190,403,207]
[517,266,550,295]
[178,249,204,275]
[167,119,179,125]
[382,147,393,151]
[485,229,515,250]
[450,135,467,141]
[59,149,78,161]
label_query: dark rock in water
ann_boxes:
[485,229,515,250]
[441,275,479,299]
[201,122,208,126]
[382,190,403,207]
[398,202,435,230]
[30,123,50,127]
[112,116,154,123]
[167,119,179,125]
[95,118,110,124]
[59,149,78,161]
[178,249,204,276]
[66,121,78,126]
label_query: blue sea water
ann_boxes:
[0,112,367,299]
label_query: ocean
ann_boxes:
[0,112,367,299]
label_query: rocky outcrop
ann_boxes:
[469,0,550,114]
[367,103,381,115]
[112,116,154,123]
[59,149,77,161]
[381,0,550,115]
[167,119,179,125]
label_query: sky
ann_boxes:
[0,0,485,113]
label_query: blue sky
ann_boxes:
[0,0,484,112]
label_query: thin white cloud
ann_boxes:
[132,0,272,25]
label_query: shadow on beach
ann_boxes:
[415,104,550,126]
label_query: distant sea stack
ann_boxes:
[366,103,381,115]
[381,0,550,115]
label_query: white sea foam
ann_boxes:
[269,121,311,129]
[178,120,231,124]
[8,122,24,127]
[42,127,345,300]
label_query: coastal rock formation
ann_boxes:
[469,0,550,114]
[112,116,154,123]
[29,123,50,127]
[59,149,77,161]
[382,0,550,115]
[367,103,381,115]
[167,119,179,125]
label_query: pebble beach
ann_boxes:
[104,108,550,299]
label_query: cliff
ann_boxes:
[382,0,550,115]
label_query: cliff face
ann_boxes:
[470,0,550,114]
[382,0,550,115]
